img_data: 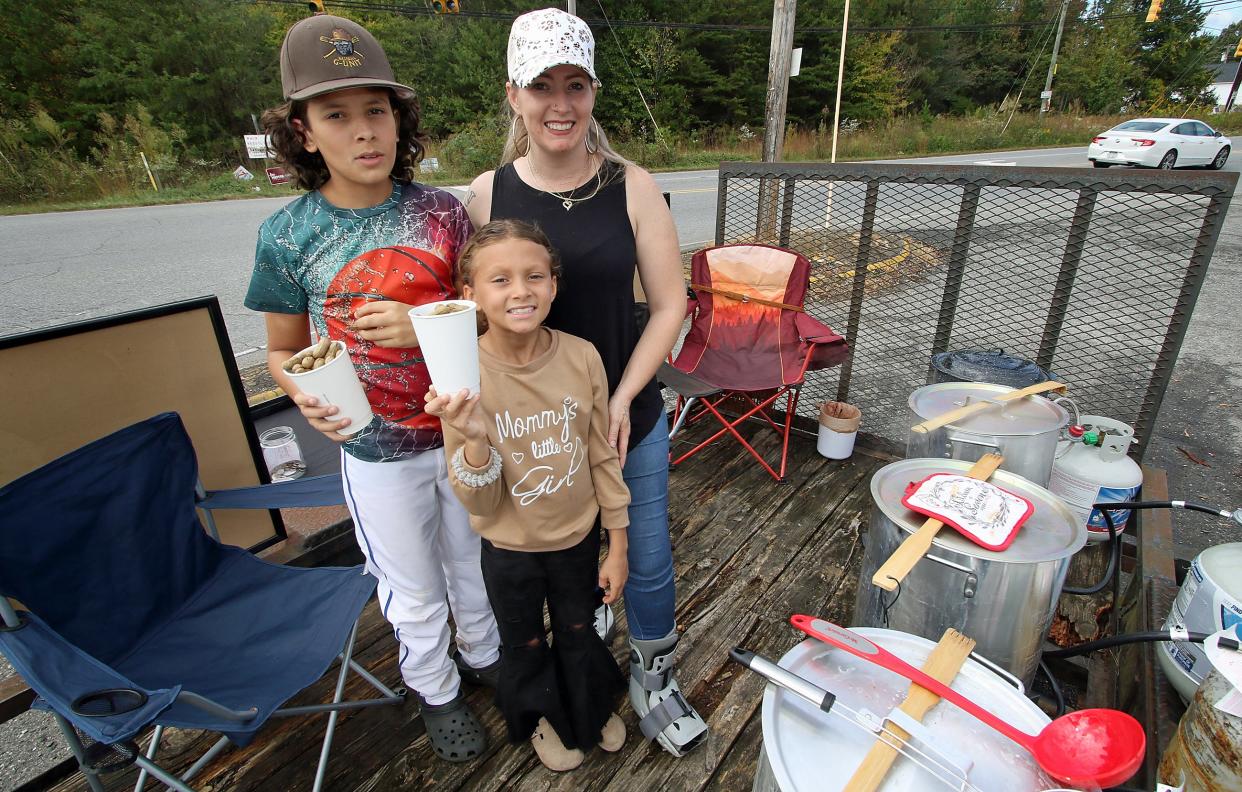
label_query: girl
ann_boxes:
[465,7,708,757]
[426,220,628,771]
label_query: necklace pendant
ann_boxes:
[561,199,574,211]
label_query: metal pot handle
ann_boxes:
[1052,395,1081,428]
[965,650,1026,696]
[922,552,979,599]
[946,435,1001,452]
[1052,395,1083,460]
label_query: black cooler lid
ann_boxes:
[930,349,1055,389]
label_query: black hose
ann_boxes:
[1062,504,1119,595]
[1037,658,1065,717]
[1043,629,1229,658]
[1127,499,1236,520]
[1060,498,1237,598]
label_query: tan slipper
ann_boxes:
[532,717,584,771]
[597,713,626,752]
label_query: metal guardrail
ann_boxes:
[712,162,1237,459]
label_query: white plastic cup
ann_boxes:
[286,341,373,435]
[408,300,480,398]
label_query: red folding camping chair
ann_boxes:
[658,244,849,482]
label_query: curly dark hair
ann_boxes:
[261,89,427,191]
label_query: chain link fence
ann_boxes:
[705,162,1236,459]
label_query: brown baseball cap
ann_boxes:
[280,14,415,101]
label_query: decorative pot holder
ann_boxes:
[902,473,1034,551]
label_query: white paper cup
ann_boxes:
[408,300,480,398]
[286,341,373,435]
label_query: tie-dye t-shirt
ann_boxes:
[245,180,472,462]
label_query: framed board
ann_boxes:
[0,297,283,550]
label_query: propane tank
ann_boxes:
[1048,415,1144,543]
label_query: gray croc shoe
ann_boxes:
[453,649,501,689]
[418,691,486,763]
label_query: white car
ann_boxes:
[1087,118,1231,170]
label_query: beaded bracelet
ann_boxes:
[451,445,502,488]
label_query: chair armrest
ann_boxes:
[795,313,851,371]
[0,611,178,744]
[794,312,844,344]
[198,473,345,511]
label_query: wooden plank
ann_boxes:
[0,674,35,723]
[1116,465,1183,790]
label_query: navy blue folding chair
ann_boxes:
[0,413,403,792]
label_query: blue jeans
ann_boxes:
[622,412,676,640]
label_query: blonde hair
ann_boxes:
[457,219,562,291]
[500,100,631,174]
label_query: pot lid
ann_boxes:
[761,628,1055,791]
[909,382,1068,436]
[931,349,1056,389]
[872,458,1086,563]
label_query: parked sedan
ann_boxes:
[1088,118,1231,170]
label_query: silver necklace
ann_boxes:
[526,155,603,211]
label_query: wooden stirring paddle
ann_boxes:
[843,629,978,792]
[909,380,1067,435]
[870,453,1003,592]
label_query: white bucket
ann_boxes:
[817,402,860,460]
[1158,542,1242,703]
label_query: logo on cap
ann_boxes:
[321,29,364,69]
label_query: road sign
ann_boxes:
[244,134,274,159]
[266,167,290,186]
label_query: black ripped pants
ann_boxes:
[480,529,624,750]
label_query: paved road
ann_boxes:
[1,147,1237,556]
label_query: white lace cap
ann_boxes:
[507,8,601,89]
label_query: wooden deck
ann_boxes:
[49,425,890,792]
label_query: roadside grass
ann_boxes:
[0,173,301,215]
[9,110,1242,215]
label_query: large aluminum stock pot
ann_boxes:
[855,458,1086,687]
[907,382,1070,487]
[752,628,1057,792]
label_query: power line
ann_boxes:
[247,0,1058,35]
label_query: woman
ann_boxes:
[464,7,707,759]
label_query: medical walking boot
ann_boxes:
[628,630,709,757]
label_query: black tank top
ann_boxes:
[491,161,662,444]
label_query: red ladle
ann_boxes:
[790,615,1145,788]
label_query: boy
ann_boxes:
[244,13,499,763]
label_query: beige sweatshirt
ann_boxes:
[444,329,630,551]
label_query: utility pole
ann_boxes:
[1226,39,1242,112]
[1040,0,1069,115]
[758,0,797,240]
[829,0,850,163]
[761,0,797,163]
